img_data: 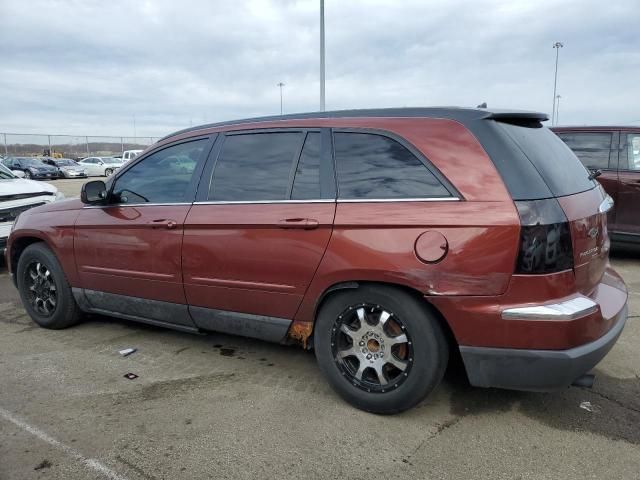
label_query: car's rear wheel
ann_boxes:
[314,285,449,414]
[16,243,82,329]
[104,168,113,176]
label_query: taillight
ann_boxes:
[515,199,574,274]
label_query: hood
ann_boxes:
[25,197,84,213]
[0,178,57,198]
[30,164,57,171]
[60,165,84,171]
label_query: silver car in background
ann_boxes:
[77,156,123,177]
[42,158,88,178]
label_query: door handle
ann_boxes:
[277,218,319,230]
[148,219,178,229]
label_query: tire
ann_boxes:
[314,285,449,414]
[16,243,82,329]
[104,168,113,176]
[24,170,32,179]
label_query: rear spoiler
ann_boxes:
[484,111,549,125]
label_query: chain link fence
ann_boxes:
[0,133,159,160]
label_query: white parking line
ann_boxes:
[0,406,129,480]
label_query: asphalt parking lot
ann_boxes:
[1,179,639,479]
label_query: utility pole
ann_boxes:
[552,42,563,126]
[133,114,137,139]
[277,82,285,115]
[555,95,561,125]
[320,0,325,111]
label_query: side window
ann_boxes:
[333,132,450,199]
[624,134,640,170]
[113,139,206,204]
[209,132,303,201]
[291,132,321,200]
[555,132,612,169]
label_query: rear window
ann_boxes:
[498,122,595,198]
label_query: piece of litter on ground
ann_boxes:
[123,373,139,380]
[579,401,596,412]
[119,348,136,357]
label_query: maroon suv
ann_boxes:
[553,126,640,245]
[6,108,628,413]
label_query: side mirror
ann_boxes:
[97,161,104,165]
[81,180,107,204]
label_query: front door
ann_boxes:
[182,129,336,340]
[74,137,211,327]
[615,132,640,237]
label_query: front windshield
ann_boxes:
[0,163,16,179]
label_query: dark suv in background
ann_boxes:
[553,127,640,245]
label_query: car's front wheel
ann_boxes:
[314,285,449,414]
[104,168,113,176]
[16,243,82,329]
[24,170,32,179]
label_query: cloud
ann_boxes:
[0,0,638,137]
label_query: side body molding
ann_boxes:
[72,288,292,342]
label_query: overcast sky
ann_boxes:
[1,0,639,138]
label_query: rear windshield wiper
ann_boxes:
[588,169,602,180]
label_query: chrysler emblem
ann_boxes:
[587,227,599,239]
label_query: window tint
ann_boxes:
[113,139,206,204]
[498,123,595,198]
[209,132,303,201]
[291,132,321,200]
[555,132,612,169]
[333,132,450,199]
[625,134,640,170]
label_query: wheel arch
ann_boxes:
[288,280,459,351]
[9,235,49,286]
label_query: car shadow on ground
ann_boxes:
[438,356,640,445]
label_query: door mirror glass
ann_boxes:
[81,180,107,204]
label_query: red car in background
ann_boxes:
[6,108,628,413]
[553,126,640,246]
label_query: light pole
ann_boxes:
[555,95,561,125]
[552,41,563,126]
[277,82,285,115]
[320,0,325,111]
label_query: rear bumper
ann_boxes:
[460,300,628,391]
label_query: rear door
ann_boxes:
[554,130,618,230]
[74,137,211,327]
[182,129,336,335]
[615,131,640,237]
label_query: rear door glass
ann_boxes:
[555,132,612,169]
[498,123,595,198]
